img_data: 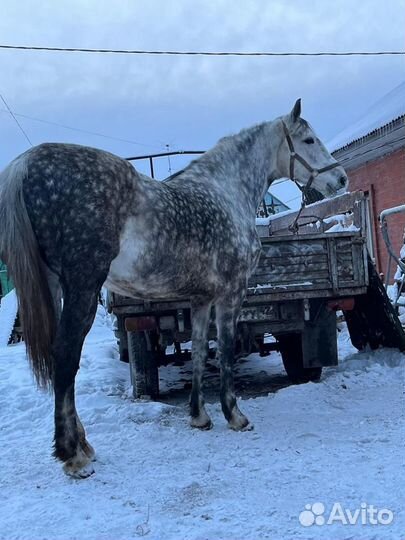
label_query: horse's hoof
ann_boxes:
[198,420,213,431]
[190,413,213,431]
[65,462,95,479]
[227,411,253,432]
[81,439,96,461]
[228,421,254,432]
[62,448,94,479]
[240,422,254,432]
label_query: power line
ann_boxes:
[0,108,162,149]
[0,44,404,57]
[0,93,33,146]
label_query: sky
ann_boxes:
[0,0,404,208]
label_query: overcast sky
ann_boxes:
[0,0,404,208]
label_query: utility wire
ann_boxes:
[0,93,33,146]
[0,108,162,149]
[0,45,404,57]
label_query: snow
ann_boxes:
[255,216,272,226]
[324,213,359,233]
[326,223,359,233]
[394,244,405,280]
[256,210,361,234]
[248,282,313,292]
[0,288,18,347]
[318,213,359,233]
[327,81,405,152]
[0,308,404,539]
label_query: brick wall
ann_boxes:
[347,147,405,278]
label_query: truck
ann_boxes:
[107,191,405,399]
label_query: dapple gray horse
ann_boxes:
[0,100,347,477]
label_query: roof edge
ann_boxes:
[332,114,405,156]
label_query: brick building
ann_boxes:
[328,82,405,278]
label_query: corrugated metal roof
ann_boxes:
[327,81,405,152]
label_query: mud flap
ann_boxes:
[302,300,338,368]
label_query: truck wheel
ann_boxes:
[117,329,129,363]
[127,330,159,399]
[277,333,322,384]
[115,315,129,362]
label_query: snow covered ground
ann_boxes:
[0,307,404,540]
[0,289,18,347]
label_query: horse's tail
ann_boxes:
[0,153,56,388]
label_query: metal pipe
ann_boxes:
[126,150,205,161]
[149,157,154,178]
[380,204,405,222]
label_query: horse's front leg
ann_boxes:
[216,296,252,431]
[189,298,213,429]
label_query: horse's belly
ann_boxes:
[104,216,244,300]
[105,250,146,299]
[104,219,200,299]
[105,246,216,300]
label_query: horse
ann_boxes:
[0,99,347,478]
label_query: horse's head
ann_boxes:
[277,99,348,197]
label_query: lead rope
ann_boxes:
[288,177,314,233]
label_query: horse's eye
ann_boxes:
[304,137,315,144]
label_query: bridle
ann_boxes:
[281,121,341,233]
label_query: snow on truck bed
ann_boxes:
[0,307,404,540]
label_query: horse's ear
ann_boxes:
[290,98,301,123]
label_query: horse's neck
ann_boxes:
[209,120,282,214]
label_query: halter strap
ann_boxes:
[281,121,341,233]
[281,121,341,181]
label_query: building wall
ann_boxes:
[346,147,405,277]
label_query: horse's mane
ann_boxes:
[174,121,269,179]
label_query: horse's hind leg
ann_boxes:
[52,272,106,478]
[216,298,252,431]
[45,268,96,461]
[189,298,212,429]
[75,414,95,460]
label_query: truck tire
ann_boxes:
[117,329,129,362]
[115,315,129,362]
[277,333,322,384]
[127,330,159,399]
